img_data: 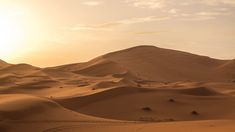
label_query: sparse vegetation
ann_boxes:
[168,98,175,102]
[191,110,199,115]
[142,107,152,112]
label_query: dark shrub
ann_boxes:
[168,98,175,102]
[142,107,152,111]
[191,110,199,115]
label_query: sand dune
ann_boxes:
[0,64,40,75]
[0,94,106,121]
[0,60,10,69]
[102,46,234,81]
[0,45,235,131]
[48,45,235,82]
[56,86,235,121]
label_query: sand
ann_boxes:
[0,45,235,132]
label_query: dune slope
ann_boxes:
[54,45,235,82]
[56,86,235,121]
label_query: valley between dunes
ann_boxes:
[1,45,235,132]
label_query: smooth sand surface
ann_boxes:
[1,46,235,132]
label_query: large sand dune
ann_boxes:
[46,45,234,82]
[101,46,233,81]
[0,45,235,132]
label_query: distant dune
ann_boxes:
[49,45,235,82]
[1,45,235,132]
[94,46,234,81]
[0,60,10,69]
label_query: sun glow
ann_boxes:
[0,9,25,59]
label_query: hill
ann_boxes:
[60,45,233,82]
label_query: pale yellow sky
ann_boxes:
[0,0,235,67]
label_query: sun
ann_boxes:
[0,11,24,59]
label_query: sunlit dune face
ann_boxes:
[0,10,25,59]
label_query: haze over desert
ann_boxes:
[1,0,235,132]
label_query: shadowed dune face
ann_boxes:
[55,86,235,121]
[179,87,223,96]
[0,46,235,132]
[73,59,127,77]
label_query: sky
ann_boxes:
[0,0,235,67]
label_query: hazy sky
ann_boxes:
[0,0,235,67]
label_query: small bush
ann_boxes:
[168,98,175,102]
[142,107,152,111]
[191,110,199,115]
